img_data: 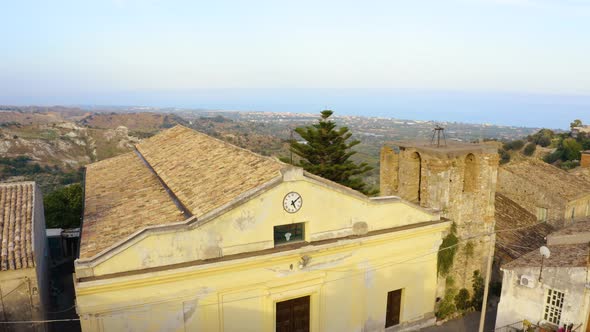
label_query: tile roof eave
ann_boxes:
[75,173,285,267]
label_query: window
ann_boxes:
[385,289,402,328]
[276,296,310,332]
[586,201,590,216]
[537,207,548,222]
[544,288,565,325]
[571,208,576,221]
[274,223,305,246]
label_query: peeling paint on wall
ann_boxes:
[233,210,256,231]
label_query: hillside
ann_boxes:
[79,112,186,135]
[0,122,141,193]
[0,105,543,194]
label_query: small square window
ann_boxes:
[537,207,548,222]
[274,223,305,246]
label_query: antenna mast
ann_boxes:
[430,125,447,148]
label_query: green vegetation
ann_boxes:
[0,156,83,194]
[527,128,555,147]
[436,276,457,320]
[498,149,511,165]
[438,223,459,276]
[518,120,590,169]
[471,270,485,311]
[523,142,536,156]
[284,110,373,194]
[571,119,583,129]
[436,269,486,320]
[44,183,83,228]
[0,156,43,176]
[542,132,587,168]
[502,140,524,151]
[454,288,471,311]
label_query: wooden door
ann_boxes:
[276,296,310,332]
[385,289,402,328]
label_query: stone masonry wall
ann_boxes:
[379,146,398,196]
[497,168,567,227]
[380,145,499,290]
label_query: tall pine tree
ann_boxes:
[287,110,373,194]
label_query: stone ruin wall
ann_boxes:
[380,146,498,290]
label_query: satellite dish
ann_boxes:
[540,246,551,259]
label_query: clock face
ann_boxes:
[283,192,303,213]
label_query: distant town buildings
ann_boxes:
[571,125,590,138]
[0,182,48,331]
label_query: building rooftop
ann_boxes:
[495,193,554,263]
[503,243,588,269]
[501,159,590,201]
[545,218,590,246]
[0,182,36,270]
[385,140,498,158]
[80,125,286,259]
[570,166,590,183]
[136,125,285,217]
[80,152,186,259]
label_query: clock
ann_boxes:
[283,192,303,213]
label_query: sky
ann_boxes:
[1,0,589,128]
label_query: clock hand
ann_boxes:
[291,200,296,208]
[293,197,301,203]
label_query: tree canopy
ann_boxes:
[570,119,583,129]
[44,183,83,229]
[286,110,373,194]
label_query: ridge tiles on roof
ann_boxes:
[135,125,285,217]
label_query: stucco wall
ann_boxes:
[496,267,590,330]
[565,197,590,224]
[0,268,44,332]
[80,176,439,278]
[76,222,448,332]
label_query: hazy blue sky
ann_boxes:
[1,0,589,128]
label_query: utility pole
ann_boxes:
[478,233,496,332]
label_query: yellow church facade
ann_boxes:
[74,126,450,332]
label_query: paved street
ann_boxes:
[421,297,498,332]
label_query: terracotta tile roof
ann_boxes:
[495,193,554,262]
[570,167,590,184]
[80,152,186,259]
[501,159,590,201]
[502,243,589,269]
[136,125,285,217]
[80,126,286,259]
[0,182,35,270]
[547,218,590,237]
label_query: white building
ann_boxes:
[496,220,590,331]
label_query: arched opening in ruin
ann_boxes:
[463,153,477,193]
[408,151,422,203]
